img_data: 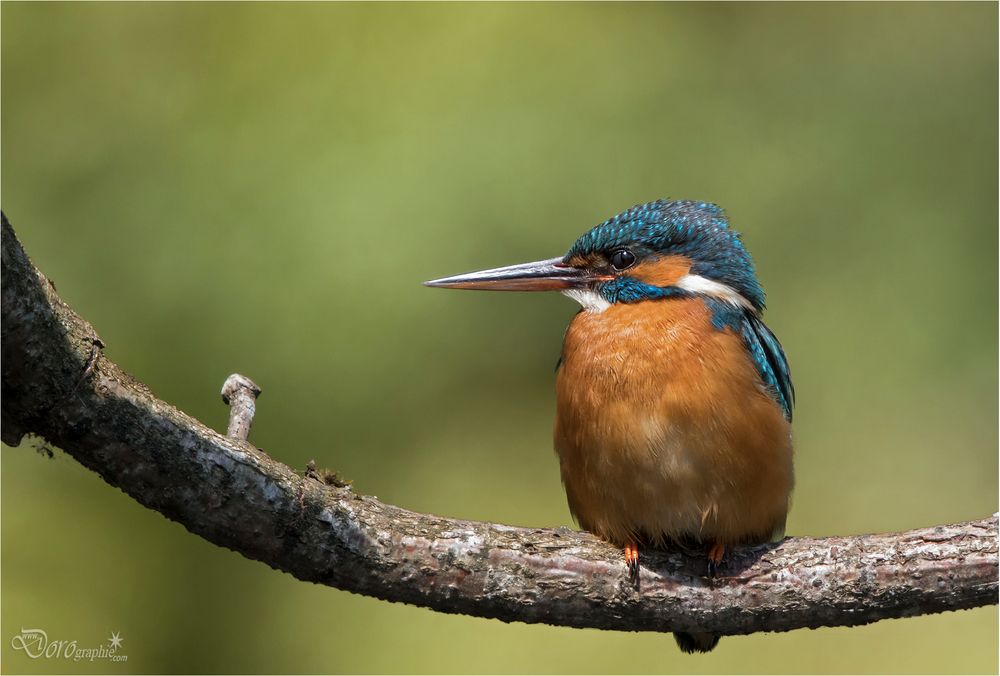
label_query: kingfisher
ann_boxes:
[425,199,794,653]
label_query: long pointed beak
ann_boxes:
[424,256,594,291]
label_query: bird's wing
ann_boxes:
[740,313,795,421]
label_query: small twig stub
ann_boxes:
[221,374,261,441]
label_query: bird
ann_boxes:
[424,199,794,653]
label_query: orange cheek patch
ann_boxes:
[629,255,692,287]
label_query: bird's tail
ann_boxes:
[673,631,721,654]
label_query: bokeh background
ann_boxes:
[2,3,997,674]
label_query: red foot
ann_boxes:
[707,541,726,577]
[625,543,640,582]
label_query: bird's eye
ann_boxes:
[609,249,637,271]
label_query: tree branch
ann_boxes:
[1,213,996,637]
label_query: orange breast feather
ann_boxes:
[554,297,793,547]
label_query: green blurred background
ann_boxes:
[2,2,997,674]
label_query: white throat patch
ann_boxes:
[561,288,612,313]
[562,275,753,313]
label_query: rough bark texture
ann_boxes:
[2,213,997,637]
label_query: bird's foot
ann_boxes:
[706,541,725,578]
[624,543,640,585]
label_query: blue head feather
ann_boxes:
[564,199,766,311]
